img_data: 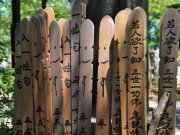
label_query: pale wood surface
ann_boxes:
[135,7,148,134]
[158,8,180,135]
[14,22,23,135]
[71,0,82,134]
[58,18,66,40]
[30,16,46,134]
[62,20,72,135]
[49,20,64,135]
[37,13,54,135]
[20,19,35,135]
[78,19,94,135]
[96,15,114,135]
[126,9,145,135]
[114,8,131,135]
[44,7,55,134]
[36,14,52,135]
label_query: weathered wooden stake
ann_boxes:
[157,8,180,135]
[78,19,94,135]
[135,6,148,134]
[127,9,145,135]
[96,15,114,135]
[71,0,82,134]
[62,20,72,135]
[14,22,23,135]
[30,16,45,134]
[49,21,64,135]
[115,8,131,135]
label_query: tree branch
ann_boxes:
[148,91,171,135]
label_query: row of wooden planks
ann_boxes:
[14,3,180,135]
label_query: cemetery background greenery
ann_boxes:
[0,0,179,134]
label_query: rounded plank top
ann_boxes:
[99,15,114,65]
[115,9,131,57]
[126,9,144,59]
[161,8,180,43]
[58,18,66,40]
[80,19,94,72]
[30,16,42,58]
[49,21,61,65]
[37,14,48,58]
[44,6,55,24]
[38,9,48,21]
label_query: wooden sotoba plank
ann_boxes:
[96,15,114,135]
[30,16,46,135]
[44,7,55,134]
[49,21,64,135]
[157,8,180,135]
[36,14,52,135]
[44,6,55,52]
[14,22,23,135]
[71,0,82,134]
[78,19,94,135]
[58,18,66,40]
[20,19,35,135]
[62,20,72,135]
[58,18,66,64]
[114,8,131,135]
[134,7,148,134]
[126,9,145,135]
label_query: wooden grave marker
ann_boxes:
[20,19,35,135]
[71,0,82,134]
[135,6,148,134]
[36,14,52,134]
[30,16,46,134]
[49,21,64,135]
[96,15,114,135]
[58,18,66,40]
[114,8,131,135]
[14,22,23,135]
[37,12,56,134]
[126,9,145,135]
[157,8,180,135]
[44,7,55,134]
[78,19,94,135]
[62,20,72,135]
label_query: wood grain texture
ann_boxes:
[37,13,54,135]
[71,0,82,134]
[58,18,66,40]
[114,8,131,135]
[78,19,94,135]
[36,14,51,135]
[157,8,180,135]
[20,19,35,135]
[126,9,145,135]
[96,15,114,135]
[44,7,55,134]
[134,6,148,134]
[49,20,64,135]
[30,16,47,135]
[14,22,23,135]
[62,20,72,135]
